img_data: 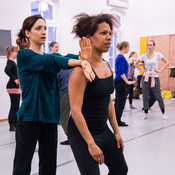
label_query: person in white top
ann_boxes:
[135,40,169,120]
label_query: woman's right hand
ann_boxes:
[143,68,148,72]
[127,80,136,85]
[88,143,104,164]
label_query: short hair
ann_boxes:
[49,41,58,48]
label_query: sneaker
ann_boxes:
[162,114,167,120]
[60,140,69,145]
[118,121,128,127]
[9,124,16,132]
[140,115,148,120]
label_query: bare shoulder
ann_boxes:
[70,67,87,84]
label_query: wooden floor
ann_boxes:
[0,98,175,175]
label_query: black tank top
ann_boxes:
[69,61,114,135]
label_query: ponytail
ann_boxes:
[117,41,129,51]
[16,37,29,50]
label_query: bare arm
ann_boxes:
[157,57,169,72]
[135,59,145,72]
[108,96,124,151]
[69,67,104,164]
[120,74,135,85]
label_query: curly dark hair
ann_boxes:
[72,13,119,38]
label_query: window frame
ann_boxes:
[109,14,122,71]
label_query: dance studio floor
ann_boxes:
[0,98,175,175]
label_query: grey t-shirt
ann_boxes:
[139,52,163,77]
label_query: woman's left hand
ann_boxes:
[79,37,92,60]
[114,133,124,152]
[81,60,95,82]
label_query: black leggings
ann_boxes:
[13,117,58,175]
[68,126,128,175]
[126,79,134,104]
[114,79,127,123]
[8,94,20,125]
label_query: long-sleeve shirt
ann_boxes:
[115,54,129,79]
[57,69,73,96]
[128,63,136,80]
[4,60,19,89]
[17,49,78,124]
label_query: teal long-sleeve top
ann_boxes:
[17,49,78,124]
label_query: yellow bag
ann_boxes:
[161,90,172,99]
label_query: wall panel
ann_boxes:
[147,35,170,90]
[169,35,175,90]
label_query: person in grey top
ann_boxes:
[135,40,169,120]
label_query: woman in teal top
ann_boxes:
[12,14,95,175]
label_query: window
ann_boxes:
[31,1,53,20]
[109,15,121,71]
[47,27,57,53]
[31,1,41,15]
[30,0,57,53]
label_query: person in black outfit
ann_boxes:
[114,42,135,127]
[4,46,20,131]
[68,13,128,175]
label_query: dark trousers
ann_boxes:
[149,88,156,108]
[114,79,127,123]
[68,127,128,175]
[8,94,20,125]
[13,117,58,175]
[126,79,134,104]
[60,93,70,136]
[142,77,164,112]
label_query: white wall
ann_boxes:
[58,0,108,55]
[138,0,175,37]
[0,0,31,119]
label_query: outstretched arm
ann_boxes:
[67,59,95,82]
